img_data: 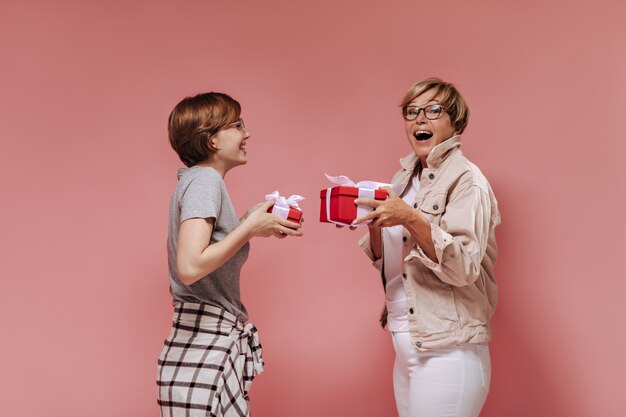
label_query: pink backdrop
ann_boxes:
[2,1,625,416]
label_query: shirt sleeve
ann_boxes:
[180,171,222,223]
[406,184,492,287]
[358,232,383,271]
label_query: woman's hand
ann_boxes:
[176,200,302,285]
[352,187,415,228]
[354,187,437,262]
[240,202,265,222]
[242,199,303,239]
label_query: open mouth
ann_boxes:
[413,130,433,141]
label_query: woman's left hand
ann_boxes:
[352,187,415,228]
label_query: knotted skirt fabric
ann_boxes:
[157,302,264,417]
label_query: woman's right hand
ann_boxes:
[243,199,303,239]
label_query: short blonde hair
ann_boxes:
[400,78,470,134]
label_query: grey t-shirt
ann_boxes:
[167,166,250,322]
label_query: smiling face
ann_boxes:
[404,94,456,167]
[168,92,244,169]
[400,78,470,168]
[210,119,250,174]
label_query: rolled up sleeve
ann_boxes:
[406,185,491,287]
[358,232,383,271]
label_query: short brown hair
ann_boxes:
[168,92,241,167]
[400,78,470,134]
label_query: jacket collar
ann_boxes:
[399,135,462,171]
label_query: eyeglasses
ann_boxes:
[226,118,247,134]
[402,104,446,121]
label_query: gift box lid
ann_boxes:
[319,186,388,200]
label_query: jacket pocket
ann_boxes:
[413,270,460,335]
[420,193,446,224]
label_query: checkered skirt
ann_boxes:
[157,302,264,417]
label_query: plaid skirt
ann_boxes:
[157,302,264,417]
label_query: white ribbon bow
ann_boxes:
[265,191,304,220]
[265,190,304,209]
[324,173,390,191]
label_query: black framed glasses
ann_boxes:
[402,104,445,121]
[226,118,247,133]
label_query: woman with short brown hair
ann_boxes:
[157,92,302,417]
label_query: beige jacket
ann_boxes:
[359,136,500,350]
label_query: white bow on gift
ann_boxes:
[323,173,392,227]
[265,191,304,220]
[324,173,390,191]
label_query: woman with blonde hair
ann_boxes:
[354,78,500,417]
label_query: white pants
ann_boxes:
[391,332,491,417]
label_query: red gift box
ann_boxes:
[319,186,388,224]
[268,205,303,224]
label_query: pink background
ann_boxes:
[2,1,625,416]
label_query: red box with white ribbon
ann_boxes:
[319,174,389,226]
[265,191,304,225]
